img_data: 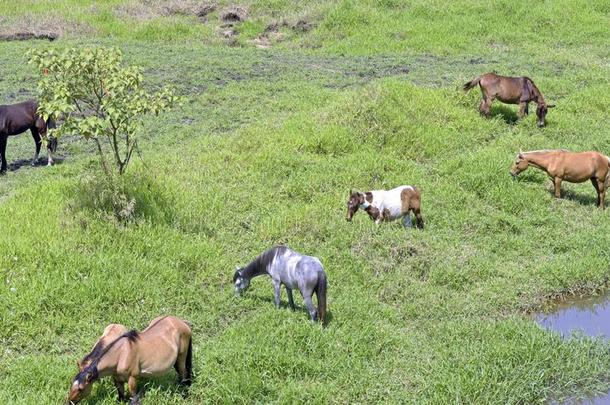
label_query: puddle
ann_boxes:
[535,292,610,404]
[536,292,610,339]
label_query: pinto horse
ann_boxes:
[510,150,610,209]
[68,316,192,405]
[346,185,424,228]
[463,73,555,127]
[0,100,57,173]
[233,246,327,325]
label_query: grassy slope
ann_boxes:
[1,1,609,403]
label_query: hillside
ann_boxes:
[0,1,609,403]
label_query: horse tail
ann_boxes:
[605,156,610,189]
[316,270,327,326]
[185,335,193,384]
[463,76,481,92]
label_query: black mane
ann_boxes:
[77,330,139,382]
[239,246,287,279]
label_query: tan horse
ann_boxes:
[510,150,610,208]
[68,316,192,405]
[463,73,555,126]
[77,324,128,371]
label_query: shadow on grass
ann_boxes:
[87,373,190,404]
[8,156,65,172]
[249,294,334,325]
[559,188,599,208]
[489,104,519,125]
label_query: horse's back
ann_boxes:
[0,100,39,135]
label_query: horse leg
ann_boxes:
[303,294,318,322]
[591,178,600,207]
[412,207,424,229]
[402,214,413,228]
[128,376,141,405]
[554,177,562,198]
[286,287,296,311]
[272,280,281,309]
[113,377,127,402]
[480,97,492,117]
[0,134,7,174]
[595,178,606,209]
[518,102,529,119]
[30,127,41,165]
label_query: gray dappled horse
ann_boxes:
[0,100,57,174]
[234,246,327,325]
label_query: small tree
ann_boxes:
[29,47,179,176]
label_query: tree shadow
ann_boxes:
[489,104,519,125]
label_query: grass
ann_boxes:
[0,1,609,404]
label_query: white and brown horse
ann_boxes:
[346,185,424,228]
[510,150,610,208]
[68,316,192,405]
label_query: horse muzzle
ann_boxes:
[537,121,545,128]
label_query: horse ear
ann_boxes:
[76,360,81,370]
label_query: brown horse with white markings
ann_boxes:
[463,73,555,127]
[0,100,57,173]
[346,185,424,228]
[510,150,610,209]
[68,316,192,405]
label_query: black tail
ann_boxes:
[316,271,327,326]
[185,337,193,385]
[463,76,481,91]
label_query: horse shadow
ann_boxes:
[250,294,333,325]
[489,105,519,125]
[8,156,64,172]
[556,188,598,207]
[88,372,190,403]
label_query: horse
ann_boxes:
[0,100,57,174]
[67,316,192,405]
[463,73,555,127]
[510,150,610,209]
[346,185,424,229]
[233,246,327,325]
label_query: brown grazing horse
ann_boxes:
[68,316,192,405]
[0,100,57,173]
[463,73,555,127]
[510,150,610,208]
[346,185,424,228]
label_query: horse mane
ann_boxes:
[78,329,139,380]
[239,246,287,279]
[522,149,569,155]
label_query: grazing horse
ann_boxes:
[510,150,610,209]
[233,246,327,325]
[463,73,555,127]
[0,100,57,173]
[346,185,424,228]
[68,316,192,405]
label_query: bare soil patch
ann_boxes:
[116,1,217,22]
[0,15,89,41]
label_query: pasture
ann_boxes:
[0,1,609,403]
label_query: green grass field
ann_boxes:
[0,1,609,403]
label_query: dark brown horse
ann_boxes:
[0,100,57,174]
[463,73,555,127]
[510,150,610,208]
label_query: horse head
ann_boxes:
[536,103,555,127]
[346,190,364,221]
[233,266,250,296]
[67,366,98,404]
[510,152,528,178]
